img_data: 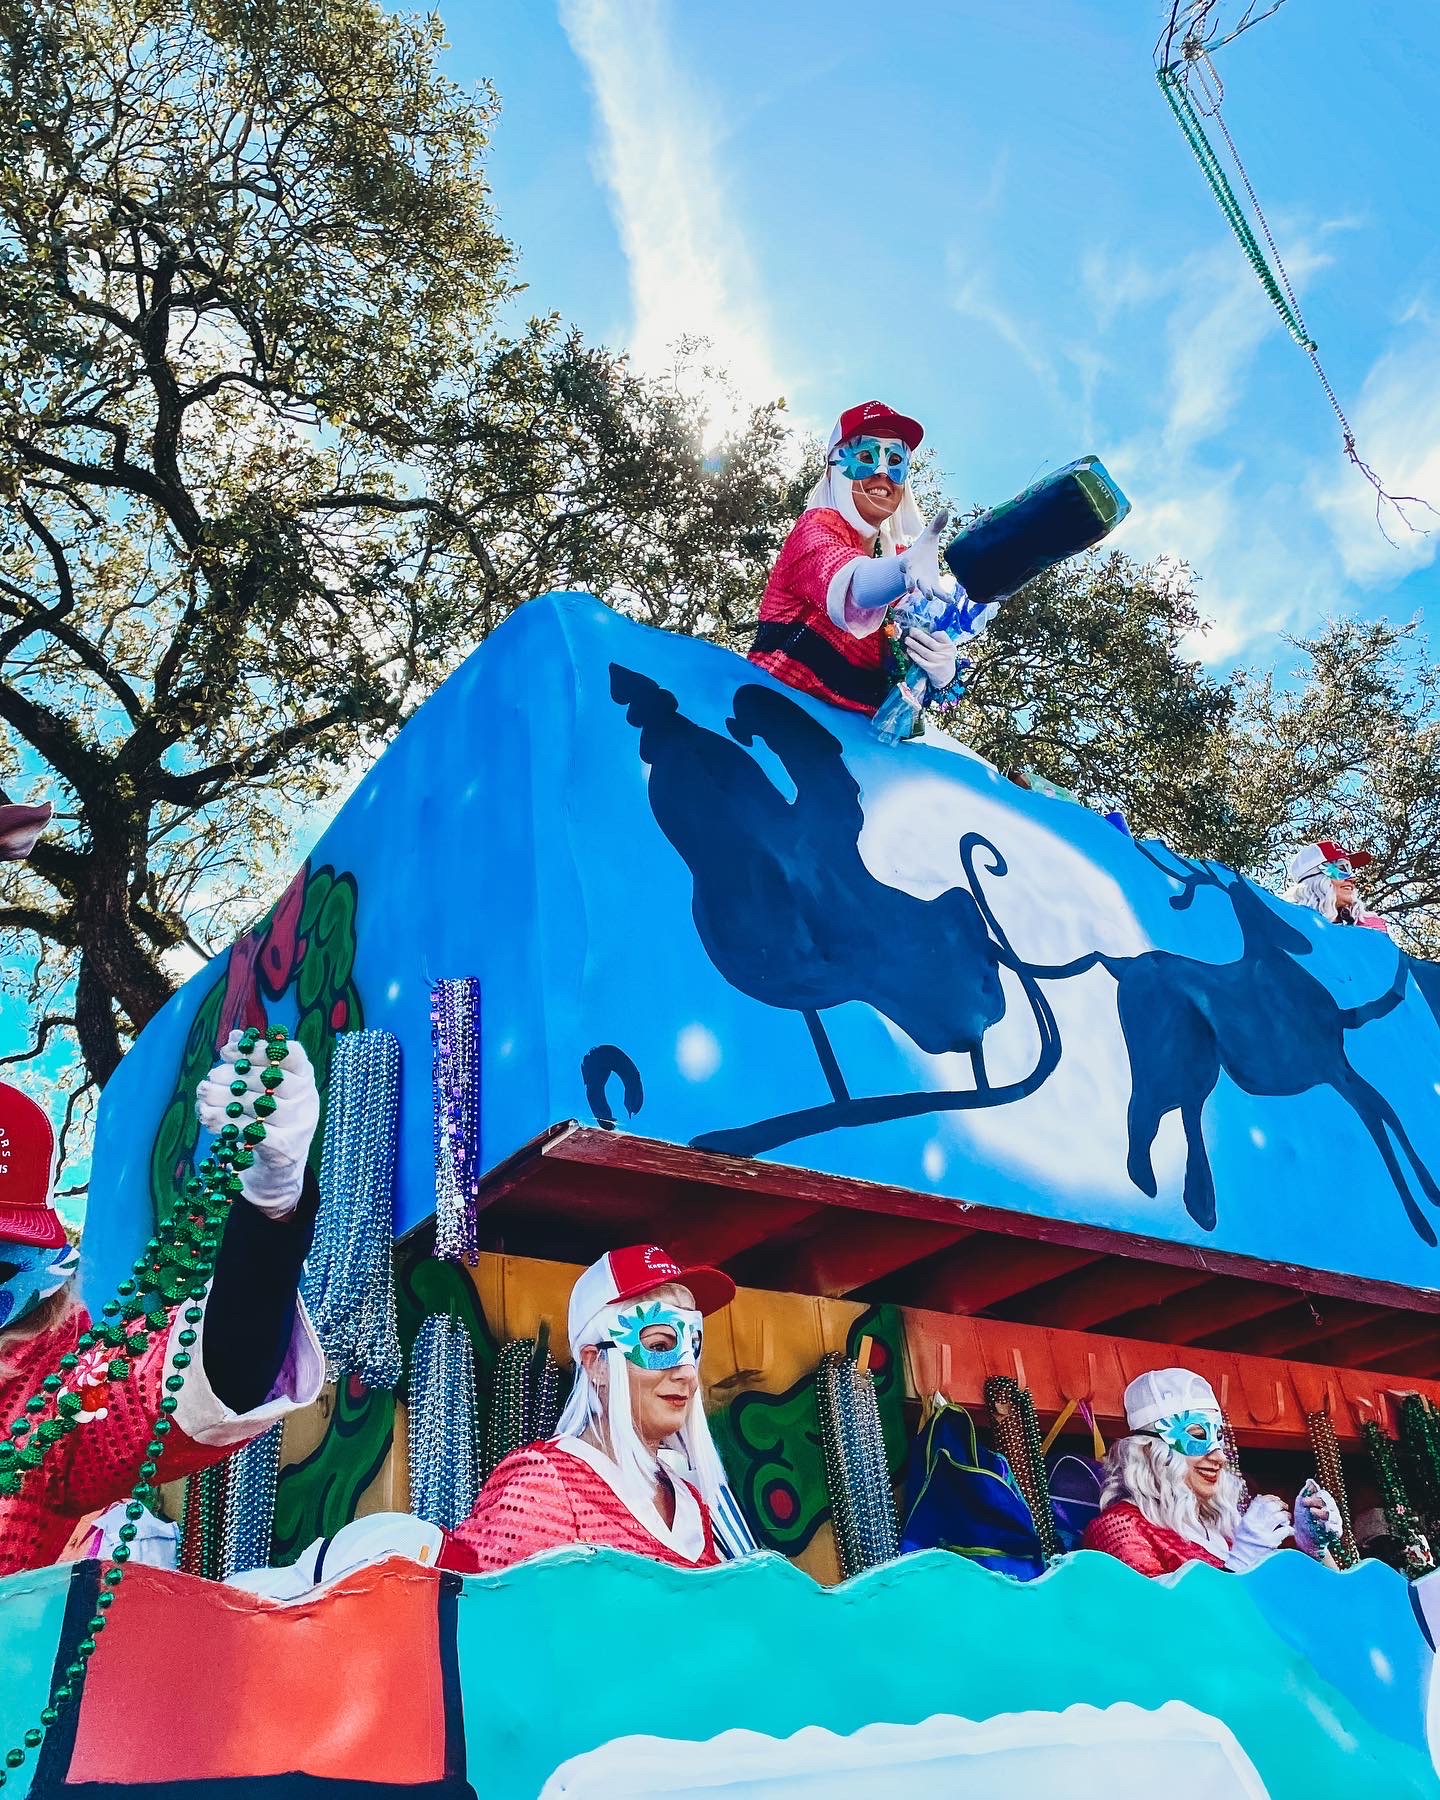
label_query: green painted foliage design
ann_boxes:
[270,1232,500,1560]
[148,978,229,1231]
[710,1304,907,1555]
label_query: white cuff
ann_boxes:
[169,1291,325,1448]
[825,557,884,636]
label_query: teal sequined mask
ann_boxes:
[597,1300,703,1371]
[1146,1409,1224,1459]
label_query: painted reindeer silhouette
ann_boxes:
[608,666,1059,1156]
[1038,851,1438,1244]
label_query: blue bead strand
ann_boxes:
[407,1314,481,1530]
[303,1030,402,1391]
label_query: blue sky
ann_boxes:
[449,0,1440,667]
[14,0,1440,1220]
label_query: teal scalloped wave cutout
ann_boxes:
[451,1546,1439,1799]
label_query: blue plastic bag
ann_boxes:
[899,1402,1047,1580]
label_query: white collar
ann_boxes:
[555,1436,706,1561]
[1176,1516,1231,1559]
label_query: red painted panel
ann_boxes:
[67,1562,448,1785]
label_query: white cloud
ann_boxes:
[1309,331,1440,585]
[1160,240,1329,459]
[558,0,787,434]
[950,267,1056,388]
[1090,233,1353,663]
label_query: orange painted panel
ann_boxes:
[901,1304,1440,1447]
[68,1562,449,1784]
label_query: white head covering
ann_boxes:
[1286,844,1334,887]
[554,1271,756,1560]
[806,415,926,550]
[1123,1367,1221,1432]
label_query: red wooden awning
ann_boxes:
[445,1123,1440,1391]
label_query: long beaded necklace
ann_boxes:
[431,978,481,1265]
[407,1314,481,1529]
[482,1334,561,1481]
[1218,1410,1251,1511]
[1363,1418,1435,1577]
[1305,1409,1359,1570]
[179,1458,231,1581]
[303,1029,402,1392]
[984,1375,1061,1562]
[1398,1394,1440,1545]
[221,1419,285,1578]
[815,1350,900,1580]
[0,1024,289,1788]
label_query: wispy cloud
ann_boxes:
[1310,326,1440,586]
[1160,240,1330,459]
[558,0,787,431]
[1093,231,1353,663]
[949,267,1056,387]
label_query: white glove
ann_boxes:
[1293,1480,1344,1558]
[896,507,950,600]
[196,1031,320,1219]
[846,508,953,621]
[1224,1493,1292,1572]
[904,625,959,690]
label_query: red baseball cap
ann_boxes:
[0,1082,66,1248]
[836,400,924,451]
[567,1243,736,1348]
[1318,839,1373,872]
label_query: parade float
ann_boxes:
[2,581,1438,1798]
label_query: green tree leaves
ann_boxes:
[0,0,791,1104]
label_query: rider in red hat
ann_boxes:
[443,1243,754,1572]
[0,1054,325,1575]
[1283,841,1391,936]
[748,401,958,714]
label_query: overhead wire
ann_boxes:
[1155,4,1434,541]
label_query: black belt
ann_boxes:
[750,620,890,710]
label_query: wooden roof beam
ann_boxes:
[1300,1311,1440,1371]
[747,1214,976,1299]
[1197,1299,1384,1361]
[995,1260,1215,1331]
[1102,1277,1300,1346]
[907,1238,1105,1315]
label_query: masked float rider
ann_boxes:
[0,1036,325,1576]
[749,400,959,716]
[1283,841,1391,936]
[1083,1368,1343,1578]
[444,1244,756,1572]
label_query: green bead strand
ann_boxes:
[0,1031,290,1775]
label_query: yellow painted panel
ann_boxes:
[468,1251,867,1401]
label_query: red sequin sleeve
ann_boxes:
[778,510,870,622]
[43,1321,228,1516]
[444,1446,582,1573]
[1082,1503,1172,1577]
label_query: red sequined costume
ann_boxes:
[1082,1500,1228,1577]
[0,1290,322,1577]
[748,510,894,715]
[442,1441,719,1573]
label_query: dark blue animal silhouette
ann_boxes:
[1408,953,1440,1036]
[608,666,1059,1155]
[1037,853,1439,1244]
[581,1045,644,1129]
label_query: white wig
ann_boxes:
[1284,872,1339,921]
[1100,1432,1244,1550]
[553,1283,755,1559]
[806,419,926,550]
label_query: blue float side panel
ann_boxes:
[82,591,1440,1306]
